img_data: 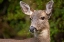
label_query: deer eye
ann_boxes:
[41,17,45,20]
[30,18,32,20]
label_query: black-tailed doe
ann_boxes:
[20,0,54,42]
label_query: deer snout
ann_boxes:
[29,26,37,33]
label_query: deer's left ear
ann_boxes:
[46,0,54,15]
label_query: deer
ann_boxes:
[0,0,54,42]
[19,0,54,42]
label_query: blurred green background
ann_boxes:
[0,0,64,42]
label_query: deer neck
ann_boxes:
[36,25,50,42]
[37,29,50,42]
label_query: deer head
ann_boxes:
[20,0,54,37]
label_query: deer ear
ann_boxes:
[20,1,33,15]
[46,0,54,14]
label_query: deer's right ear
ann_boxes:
[20,1,33,15]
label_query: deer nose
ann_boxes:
[29,26,36,33]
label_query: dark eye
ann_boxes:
[41,17,45,20]
[30,18,32,20]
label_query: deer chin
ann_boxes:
[33,29,38,37]
[33,29,42,38]
[33,28,45,37]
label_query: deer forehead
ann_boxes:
[30,10,47,19]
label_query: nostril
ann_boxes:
[29,26,36,33]
[30,26,33,27]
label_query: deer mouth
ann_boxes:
[33,29,38,37]
[29,27,38,37]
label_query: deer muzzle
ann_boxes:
[29,26,37,33]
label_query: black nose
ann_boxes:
[29,26,36,33]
